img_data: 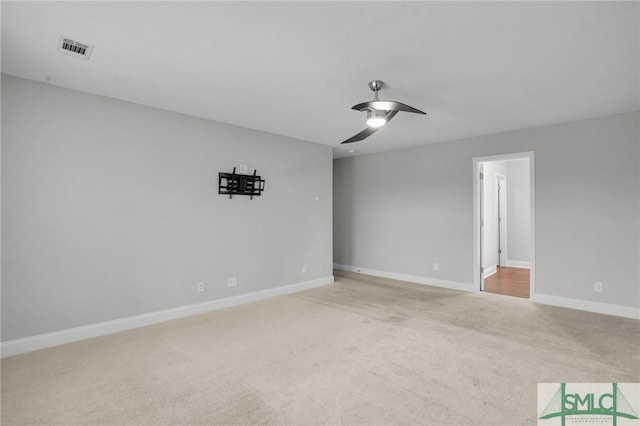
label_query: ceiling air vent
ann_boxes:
[58,36,94,60]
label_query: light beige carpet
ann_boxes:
[2,270,639,425]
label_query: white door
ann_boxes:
[479,166,485,289]
[496,175,507,267]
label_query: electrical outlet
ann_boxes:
[302,265,307,274]
[433,263,439,271]
[228,276,238,288]
[594,281,603,293]
[238,164,248,174]
[197,281,205,293]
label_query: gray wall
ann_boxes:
[506,159,530,264]
[1,75,333,341]
[334,111,640,308]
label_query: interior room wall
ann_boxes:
[481,158,530,275]
[334,111,640,311]
[1,74,333,342]
[506,158,530,265]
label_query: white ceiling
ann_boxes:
[2,1,639,158]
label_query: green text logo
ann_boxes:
[539,383,639,425]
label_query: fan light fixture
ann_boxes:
[366,109,387,128]
[340,80,426,145]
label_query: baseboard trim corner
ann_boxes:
[506,260,531,269]
[534,293,639,320]
[482,265,497,279]
[334,263,473,292]
[1,275,334,358]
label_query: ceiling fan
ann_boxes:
[341,80,426,144]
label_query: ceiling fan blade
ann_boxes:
[340,111,398,144]
[352,100,426,115]
[341,127,379,144]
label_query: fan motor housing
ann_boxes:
[368,80,384,92]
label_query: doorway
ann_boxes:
[473,152,535,300]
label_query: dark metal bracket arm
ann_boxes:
[218,167,265,200]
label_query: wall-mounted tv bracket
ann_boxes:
[218,167,265,200]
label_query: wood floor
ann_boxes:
[483,266,530,298]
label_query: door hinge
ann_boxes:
[480,267,484,273]
[479,172,484,180]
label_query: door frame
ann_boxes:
[472,151,535,300]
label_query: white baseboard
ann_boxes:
[482,265,497,279]
[1,275,334,358]
[333,263,474,292]
[534,293,640,320]
[506,260,531,268]
[333,264,639,320]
